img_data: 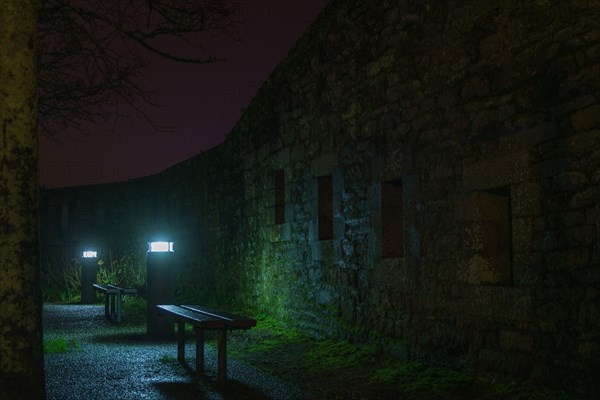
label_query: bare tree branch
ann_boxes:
[38,0,240,139]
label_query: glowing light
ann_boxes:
[82,250,97,258]
[148,241,174,252]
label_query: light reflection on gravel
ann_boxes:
[44,304,314,400]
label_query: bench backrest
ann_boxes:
[156,305,226,329]
[181,305,257,329]
[92,283,107,292]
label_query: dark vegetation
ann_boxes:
[38,0,240,138]
[41,250,146,302]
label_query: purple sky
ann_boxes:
[39,1,329,188]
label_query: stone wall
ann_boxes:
[40,0,600,394]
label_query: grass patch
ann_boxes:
[370,361,476,399]
[483,382,571,400]
[253,313,303,340]
[305,339,377,372]
[44,338,80,354]
[245,313,305,352]
[159,354,177,364]
[174,323,197,334]
[121,296,147,324]
[227,314,577,400]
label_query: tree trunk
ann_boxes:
[0,1,44,399]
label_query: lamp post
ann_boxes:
[81,245,99,304]
[146,241,175,338]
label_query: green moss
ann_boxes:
[370,361,421,384]
[246,313,305,352]
[228,313,579,399]
[44,338,79,354]
[487,382,571,400]
[369,362,475,399]
[253,313,302,338]
[305,339,377,372]
[159,354,177,364]
[121,297,147,324]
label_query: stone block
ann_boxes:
[513,252,543,286]
[538,300,571,323]
[512,182,541,217]
[333,213,345,239]
[308,216,317,242]
[464,253,511,285]
[311,153,338,176]
[569,186,600,208]
[461,75,490,101]
[272,148,290,168]
[479,33,506,59]
[257,145,269,163]
[504,122,560,149]
[469,286,534,321]
[557,95,597,117]
[463,153,531,190]
[566,226,595,246]
[291,143,305,162]
[243,152,256,169]
[366,51,395,77]
[532,159,567,178]
[383,150,408,180]
[269,222,291,242]
[567,130,600,156]
[561,211,586,227]
[367,183,381,210]
[554,171,588,191]
[578,302,600,326]
[577,340,600,360]
[454,194,477,222]
[499,330,535,353]
[570,103,600,131]
[512,217,533,253]
[545,248,590,271]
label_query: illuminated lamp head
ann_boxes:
[82,243,99,259]
[148,241,174,253]
[82,250,98,258]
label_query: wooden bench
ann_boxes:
[92,284,137,323]
[156,304,257,384]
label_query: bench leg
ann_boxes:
[177,322,185,364]
[195,328,205,376]
[217,330,227,384]
[104,294,110,319]
[116,292,122,323]
[110,294,116,321]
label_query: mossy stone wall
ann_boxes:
[0,1,44,398]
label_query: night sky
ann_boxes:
[38,1,329,188]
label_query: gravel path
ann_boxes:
[44,304,316,400]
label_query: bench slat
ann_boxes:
[93,284,137,294]
[156,305,226,329]
[106,284,137,294]
[92,284,106,291]
[181,305,257,329]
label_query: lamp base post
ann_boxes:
[146,251,175,338]
[81,264,98,304]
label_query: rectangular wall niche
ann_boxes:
[318,175,333,240]
[381,179,404,258]
[475,186,513,285]
[274,170,285,224]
